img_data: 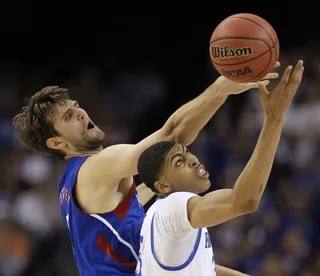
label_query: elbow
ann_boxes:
[162,123,191,145]
[245,199,260,213]
[163,115,196,146]
[234,198,260,214]
[171,125,196,146]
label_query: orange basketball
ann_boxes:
[209,13,280,83]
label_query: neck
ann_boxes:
[64,146,103,160]
[156,191,173,198]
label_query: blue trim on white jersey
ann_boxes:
[150,213,202,271]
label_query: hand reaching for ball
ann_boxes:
[215,61,280,96]
[258,60,304,120]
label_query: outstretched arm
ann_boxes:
[89,72,278,181]
[78,71,278,213]
[187,61,304,229]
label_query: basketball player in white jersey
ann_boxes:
[135,60,304,276]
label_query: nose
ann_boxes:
[188,157,199,168]
[77,108,86,121]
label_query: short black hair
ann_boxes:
[138,141,176,192]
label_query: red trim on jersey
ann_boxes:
[112,184,135,220]
[65,156,76,164]
[96,234,136,271]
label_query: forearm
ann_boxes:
[216,265,250,276]
[166,81,228,145]
[136,183,155,206]
[232,116,284,207]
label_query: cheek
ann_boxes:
[70,122,86,134]
[170,168,194,185]
[60,123,84,140]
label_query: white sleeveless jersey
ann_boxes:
[136,192,216,276]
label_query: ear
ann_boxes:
[154,180,172,194]
[46,137,66,150]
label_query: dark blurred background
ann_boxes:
[0,3,319,276]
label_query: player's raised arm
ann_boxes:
[187,60,304,229]
[85,69,279,184]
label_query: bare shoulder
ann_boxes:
[75,154,126,213]
[80,144,132,184]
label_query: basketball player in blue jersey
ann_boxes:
[12,69,279,275]
[136,61,304,276]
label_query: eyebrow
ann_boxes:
[169,145,187,165]
[61,101,78,121]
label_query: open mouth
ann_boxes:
[87,121,95,130]
[196,165,209,178]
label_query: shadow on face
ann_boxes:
[155,144,211,195]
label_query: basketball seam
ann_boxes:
[210,39,278,82]
[229,16,279,60]
[245,40,278,82]
[210,38,278,66]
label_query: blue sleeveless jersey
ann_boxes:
[58,156,145,276]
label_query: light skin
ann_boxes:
[45,67,279,213]
[46,100,105,155]
[152,60,304,276]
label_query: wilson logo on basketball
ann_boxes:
[211,45,253,59]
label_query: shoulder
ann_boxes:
[74,154,122,213]
[155,192,199,219]
[161,192,199,206]
[79,144,135,180]
[152,193,199,239]
[77,147,125,183]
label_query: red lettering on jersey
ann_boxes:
[59,187,71,204]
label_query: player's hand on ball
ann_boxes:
[258,60,304,119]
[216,61,280,96]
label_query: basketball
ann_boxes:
[209,13,280,83]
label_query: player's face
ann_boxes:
[160,144,211,194]
[49,100,105,153]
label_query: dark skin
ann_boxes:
[155,144,211,196]
[147,60,304,276]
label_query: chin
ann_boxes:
[197,180,211,194]
[87,129,105,143]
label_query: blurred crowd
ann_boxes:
[0,42,320,276]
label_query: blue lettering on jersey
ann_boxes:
[212,255,216,272]
[205,232,212,248]
[205,232,216,271]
